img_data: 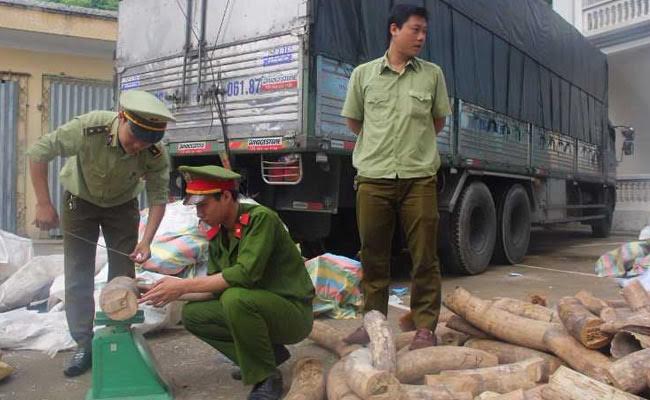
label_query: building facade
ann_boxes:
[0,0,116,238]
[554,0,650,232]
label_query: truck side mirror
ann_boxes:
[621,128,635,156]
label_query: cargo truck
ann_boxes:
[116,0,632,274]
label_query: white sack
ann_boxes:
[0,230,33,284]
[0,255,64,312]
[0,308,75,356]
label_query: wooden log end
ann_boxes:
[610,331,643,359]
[621,280,650,312]
[557,297,611,350]
[522,384,546,400]
[345,348,401,398]
[284,357,325,400]
[606,348,650,394]
[550,365,644,400]
[99,276,139,321]
[364,310,397,373]
[580,320,612,350]
[475,389,525,400]
[326,359,361,400]
[0,361,14,381]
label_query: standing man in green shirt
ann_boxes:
[26,90,175,377]
[139,165,314,400]
[341,4,451,350]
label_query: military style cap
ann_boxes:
[120,90,176,144]
[178,165,241,205]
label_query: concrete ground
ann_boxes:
[0,229,637,399]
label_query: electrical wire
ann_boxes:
[203,0,234,168]
[174,0,233,168]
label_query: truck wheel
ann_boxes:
[447,181,497,275]
[591,207,613,238]
[493,184,531,265]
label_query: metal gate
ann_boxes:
[44,77,114,237]
[0,81,18,233]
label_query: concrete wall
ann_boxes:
[0,2,116,42]
[1,47,114,238]
[609,46,650,176]
[0,2,116,238]
[609,45,650,232]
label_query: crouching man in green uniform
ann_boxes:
[139,165,314,400]
[27,90,174,377]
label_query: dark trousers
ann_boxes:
[62,192,140,348]
[356,176,441,329]
[182,288,313,385]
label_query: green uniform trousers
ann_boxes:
[62,191,140,348]
[356,176,441,329]
[182,287,313,385]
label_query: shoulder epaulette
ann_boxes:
[149,144,162,158]
[84,125,110,136]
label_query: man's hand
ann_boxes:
[129,241,152,263]
[434,117,446,134]
[138,277,186,307]
[33,203,60,230]
[346,118,362,135]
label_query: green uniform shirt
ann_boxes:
[341,53,452,179]
[207,203,315,303]
[27,110,170,207]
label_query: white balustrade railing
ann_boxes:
[616,175,650,204]
[583,0,650,35]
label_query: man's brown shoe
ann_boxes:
[343,326,370,345]
[409,328,437,350]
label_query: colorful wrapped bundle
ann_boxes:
[137,201,209,275]
[595,241,650,278]
[305,253,363,319]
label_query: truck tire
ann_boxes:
[493,184,531,265]
[446,181,497,275]
[591,207,613,238]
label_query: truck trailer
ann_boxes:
[116,0,621,274]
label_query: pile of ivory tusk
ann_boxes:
[286,284,650,400]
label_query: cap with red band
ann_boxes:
[185,178,237,194]
[178,165,241,205]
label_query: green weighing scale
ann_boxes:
[86,310,173,400]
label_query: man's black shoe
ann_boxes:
[272,344,290,366]
[231,344,291,381]
[231,368,243,381]
[247,371,283,400]
[63,347,92,377]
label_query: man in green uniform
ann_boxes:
[26,90,174,376]
[139,165,314,400]
[341,4,452,349]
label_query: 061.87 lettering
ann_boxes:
[226,78,262,97]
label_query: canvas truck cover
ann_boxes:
[312,0,608,145]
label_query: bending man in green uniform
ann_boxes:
[341,4,452,349]
[139,165,314,400]
[26,90,174,376]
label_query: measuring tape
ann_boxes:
[63,229,138,259]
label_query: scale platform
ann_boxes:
[86,310,173,400]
